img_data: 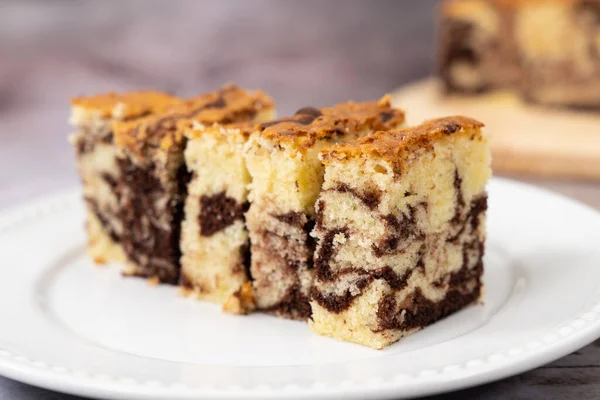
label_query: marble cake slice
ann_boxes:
[180,106,275,311]
[69,91,182,265]
[439,0,600,109]
[515,0,600,108]
[111,84,274,284]
[244,96,406,320]
[310,116,491,349]
[438,0,522,94]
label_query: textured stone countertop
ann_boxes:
[1,1,599,399]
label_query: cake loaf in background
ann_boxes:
[69,92,182,265]
[244,97,406,320]
[103,84,274,284]
[439,0,600,109]
[180,97,275,312]
[310,116,491,349]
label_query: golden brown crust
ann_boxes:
[321,116,484,166]
[186,84,274,125]
[70,91,182,120]
[256,95,406,149]
[113,84,275,157]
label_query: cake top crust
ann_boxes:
[70,91,182,120]
[113,84,274,157]
[185,83,274,126]
[255,95,405,149]
[321,116,484,167]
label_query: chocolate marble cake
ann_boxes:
[439,0,600,109]
[310,116,491,349]
[70,91,182,264]
[244,97,406,320]
[180,94,275,309]
[107,84,274,284]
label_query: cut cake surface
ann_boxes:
[69,90,181,265]
[89,84,275,284]
[244,96,406,320]
[310,116,491,349]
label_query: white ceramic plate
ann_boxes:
[1,178,600,400]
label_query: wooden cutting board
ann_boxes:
[392,78,600,180]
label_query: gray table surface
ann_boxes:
[2,1,600,398]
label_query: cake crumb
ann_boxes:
[92,256,107,265]
[146,276,160,287]
[121,266,136,277]
[223,283,257,315]
[177,286,193,297]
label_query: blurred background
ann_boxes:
[1,0,438,208]
[2,0,599,209]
